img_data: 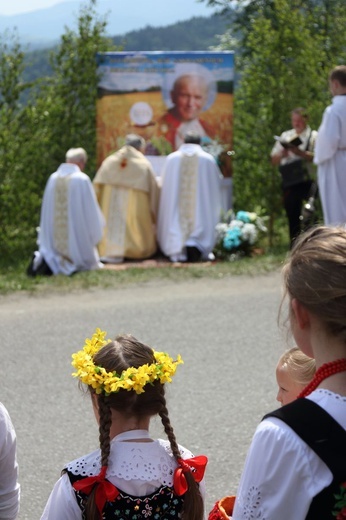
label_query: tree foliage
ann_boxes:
[0,0,115,262]
[204,0,346,244]
[0,31,36,259]
[43,0,115,174]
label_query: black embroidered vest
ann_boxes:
[66,470,184,519]
[264,398,346,519]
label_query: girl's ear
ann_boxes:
[291,298,310,330]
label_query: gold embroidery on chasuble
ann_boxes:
[179,154,198,244]
[54,175,72,262]
[106,187,129,256]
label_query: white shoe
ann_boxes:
[100,256,124,264]
[169,253,187,262]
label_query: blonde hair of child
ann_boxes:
[278,347,316,387]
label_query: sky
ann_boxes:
[0,0,217,45]
[0,0,212,16]
[0,0,60,15]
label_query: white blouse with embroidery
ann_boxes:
[233,390,346,520]
[40,429,205,520]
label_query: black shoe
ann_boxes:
[26,253,53,277]
[186,246,202,262]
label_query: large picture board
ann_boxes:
[96,51,234,176]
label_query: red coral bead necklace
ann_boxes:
[298,358,346,398]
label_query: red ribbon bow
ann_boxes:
[73,465,119,514]
[173,455,208,496]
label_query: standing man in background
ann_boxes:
[314,65,346,225]
[271,108,317,247]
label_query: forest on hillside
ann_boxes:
[23,14,229,83]
[112,14,229,51]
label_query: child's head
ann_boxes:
[71,329,205,520]
[282,226,346,347]
[276,347,316,405]
[90,335,167,422]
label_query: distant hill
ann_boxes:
[112,14,229,51]
[0,0,217,49]
[23,14,231,84]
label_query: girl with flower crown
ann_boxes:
[41,331,207,520]
[230,226,346,519]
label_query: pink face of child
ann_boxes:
[276,363,304,406]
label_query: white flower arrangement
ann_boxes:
[214,210,268,260]
[200,138,226,160]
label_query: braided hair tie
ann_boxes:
[173,455,208,496]
[73,466,119,514]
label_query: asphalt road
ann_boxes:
[0,272,286,519]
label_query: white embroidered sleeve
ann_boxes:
[232,418,332,520]
[40,473,81,520]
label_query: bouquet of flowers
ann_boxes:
[200,138,226,161]
[213,210,268,261]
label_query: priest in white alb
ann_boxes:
[314,65,346,225]
[93,134,159,263]
[36,148,105,275]
[157,133,222,262]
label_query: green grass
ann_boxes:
[0,249,288,296]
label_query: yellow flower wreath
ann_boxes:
[72,328,183,395]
